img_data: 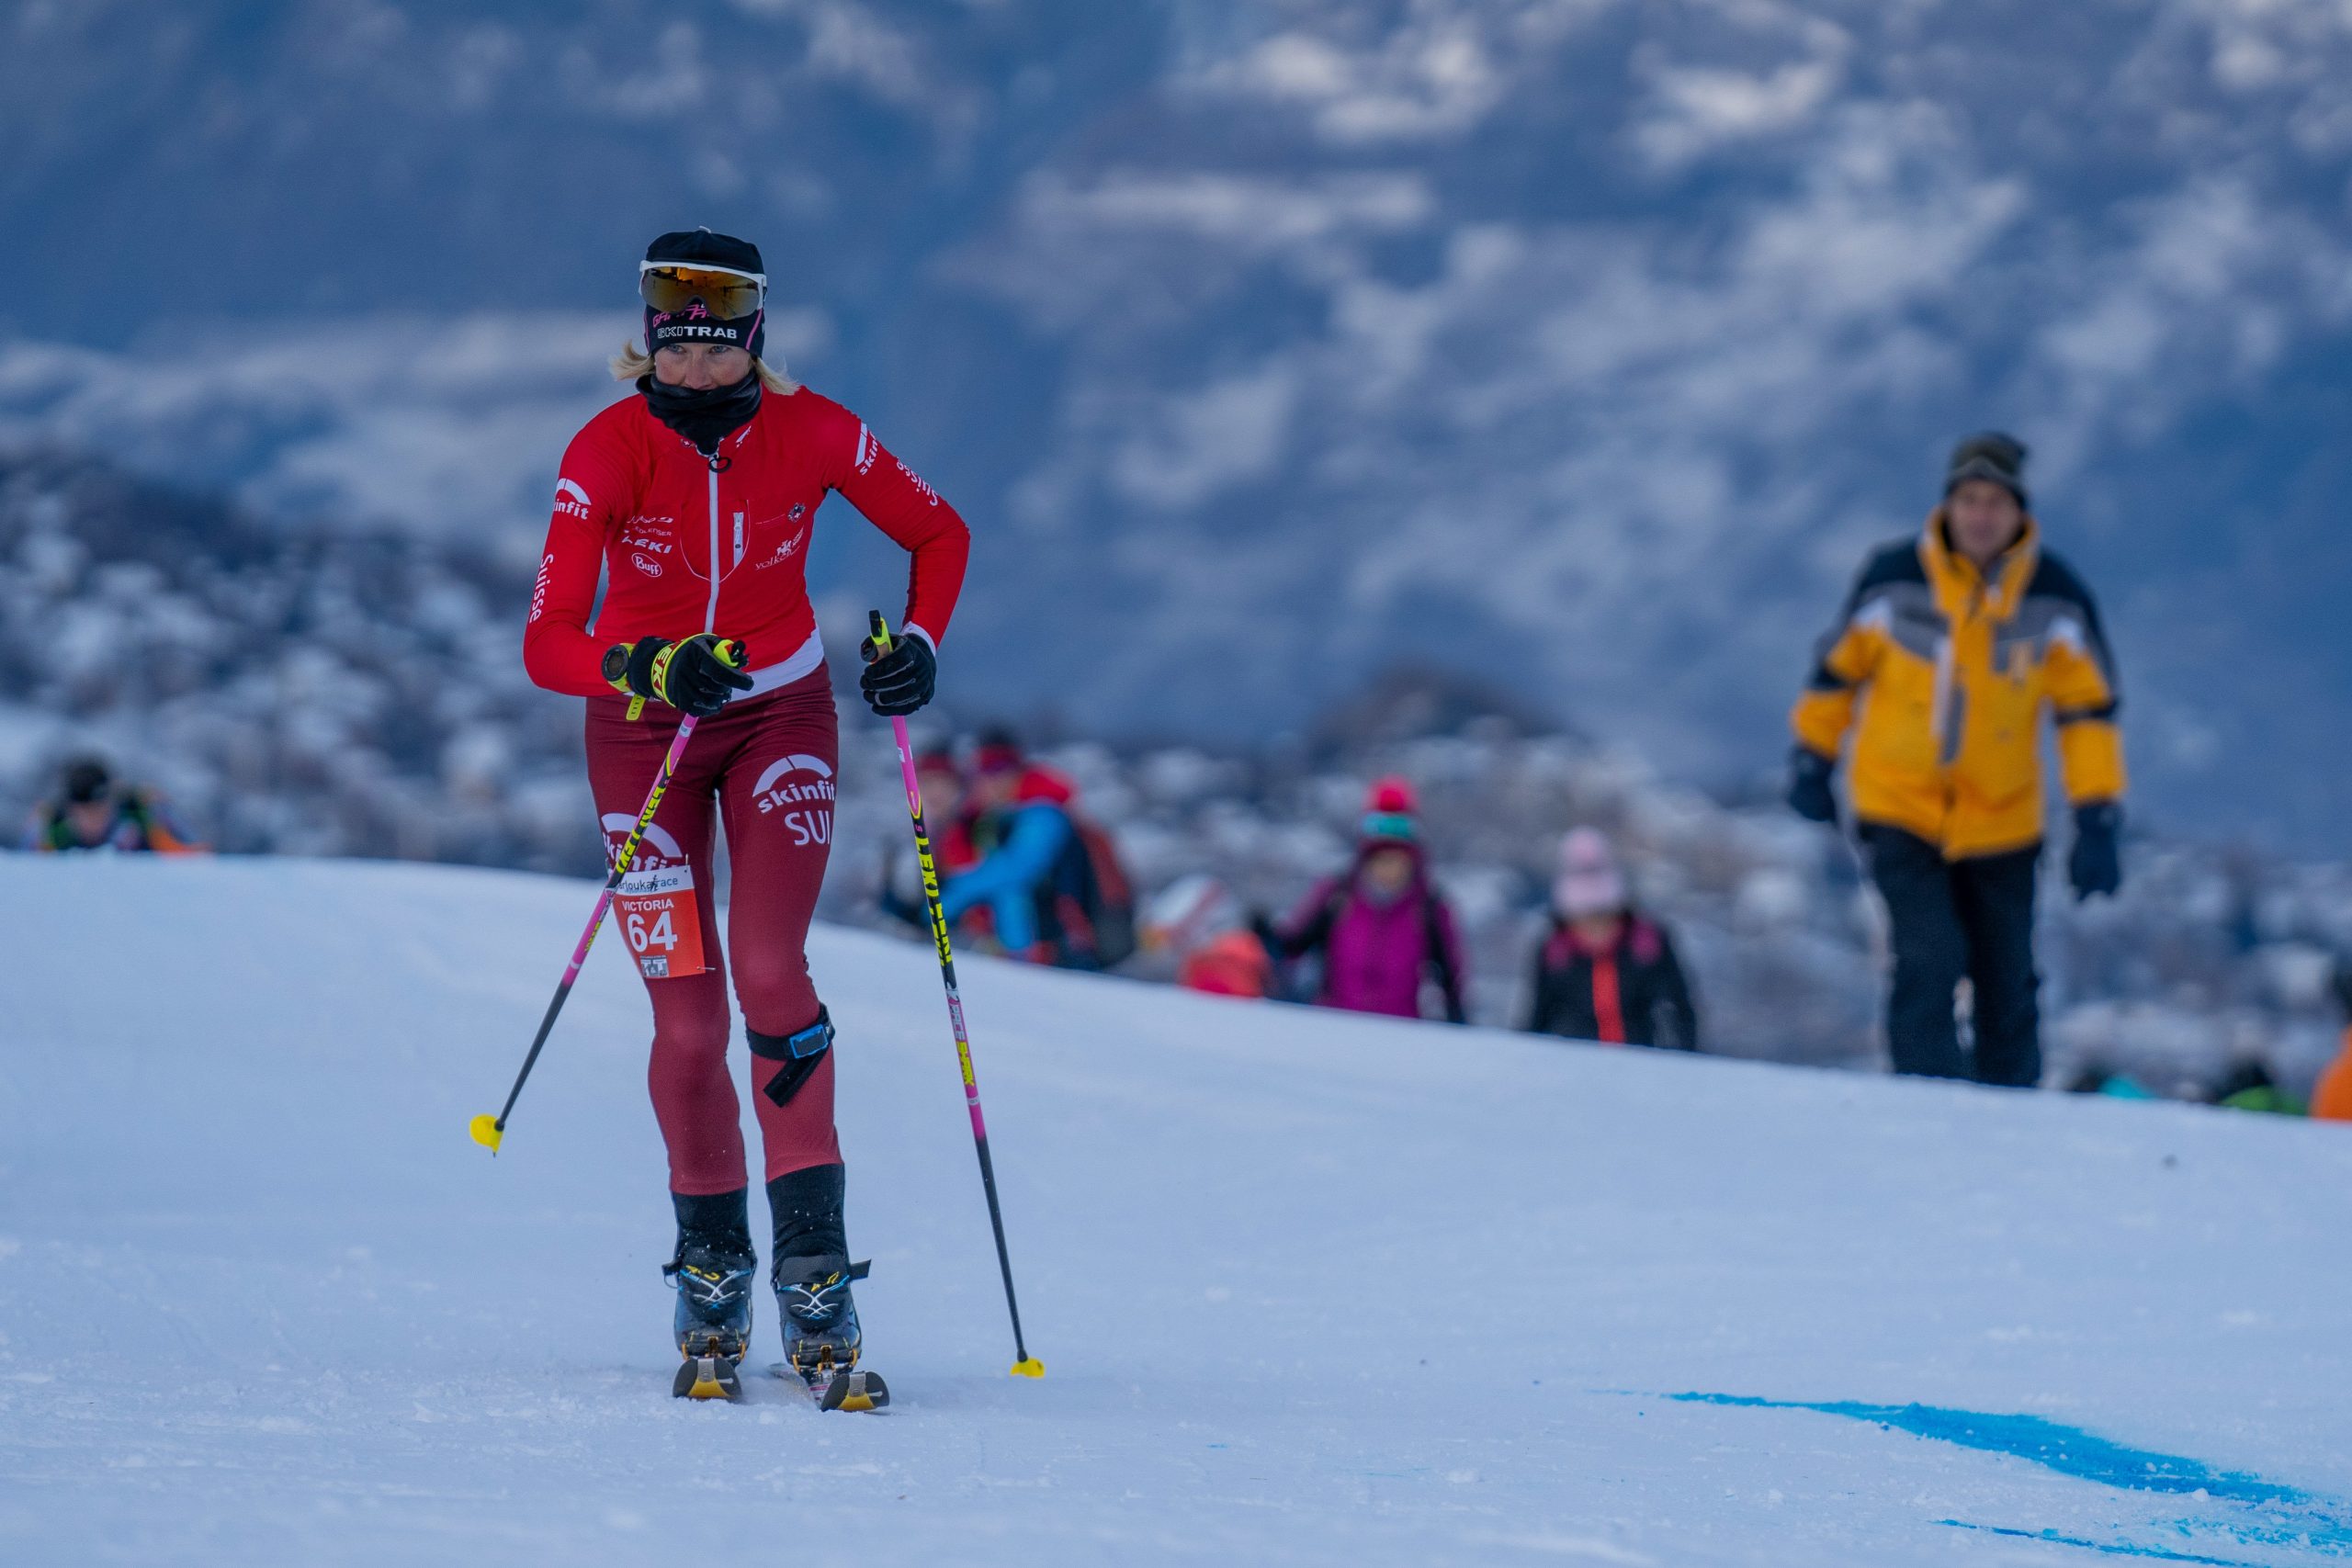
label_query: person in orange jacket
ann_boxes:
[1788,434,2123,1087]
[2313,963,2352,1123]
[2313,1043,2352,1122]
[1144,874,1274,999]
[1181,931,1275,999]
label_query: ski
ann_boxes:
[769,1359,891,1413]
[672,1349,746,1402]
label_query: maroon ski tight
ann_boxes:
[586,669,840,1195]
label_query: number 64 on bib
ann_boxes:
[614,863,709,979]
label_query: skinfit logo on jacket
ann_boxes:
[554,478,593,519]
[752,754,835,848]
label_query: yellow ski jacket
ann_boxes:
[1792,513,2124,860]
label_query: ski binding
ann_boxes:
[673,1330,747,1402]
[770,1348,890,1413]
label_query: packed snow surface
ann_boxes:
[3,857,2348,1566]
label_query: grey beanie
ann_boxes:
[1944,432,2029,507]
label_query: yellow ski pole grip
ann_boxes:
[865,610,894,662]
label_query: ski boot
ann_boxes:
[775,1253,887,1409]
[775,1253,867,1377]
[764,1163,888,1409]
[664,1190,756,1400]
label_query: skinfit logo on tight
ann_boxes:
[751,755,834,847]
[601,816,686,869]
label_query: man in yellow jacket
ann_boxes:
[1788,434,2124,1085]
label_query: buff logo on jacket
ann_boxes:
[1792,513,2124,860]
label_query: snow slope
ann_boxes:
[3,856,2349,1567]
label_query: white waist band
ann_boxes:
[742,626,826,697]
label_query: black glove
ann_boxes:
[2069,801,2122,901]
[1787,746,1839,825]
[617,634,751,717]
[1248,910,1289,962]
[859,629,937,716]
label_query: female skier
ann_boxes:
[523,228,968,1386]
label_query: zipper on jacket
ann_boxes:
[1932,576,1987,771]
[1930,632,1957,758]
[704,456,722,635]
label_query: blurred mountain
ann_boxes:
[1305,661,1565,755]
[4,1,2351,850]
[0,448,591,866]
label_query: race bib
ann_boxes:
[615,863,708,979]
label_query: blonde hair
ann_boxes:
[612,341,798,395]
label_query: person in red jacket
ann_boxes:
[523,228,969,1386]
[876,746,986,937]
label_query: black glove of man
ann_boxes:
[859,629,937,716]
[2069,801,2123,901]
[1787,746,1839,825]
[616,634,751,717]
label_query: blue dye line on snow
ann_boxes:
[1667,1393,2304,1506]
[1938,1519,2267,1567]
[1666,1392,2352,1561]
[2152,1513,2352,1562]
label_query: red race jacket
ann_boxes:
[524,385,971,699]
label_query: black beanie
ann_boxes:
[1944,432,2029,508]
[643,228,766,360]
[60,755,112,804]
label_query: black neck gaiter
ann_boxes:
[639,372,763,457]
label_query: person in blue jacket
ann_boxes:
[939,731,1091,965]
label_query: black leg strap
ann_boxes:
[749,1006,833,1108]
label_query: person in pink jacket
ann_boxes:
[1255,778,1469,1023]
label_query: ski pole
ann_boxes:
[470,693,713,1155]
[863,610,1044,1379]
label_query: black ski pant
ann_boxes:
[1861,826,2042,1087]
